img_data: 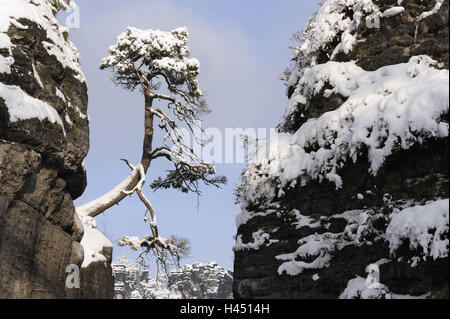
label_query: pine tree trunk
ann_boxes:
[141,94,154,172]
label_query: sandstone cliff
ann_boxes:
[234,0,449,299]
[0,0,112,298]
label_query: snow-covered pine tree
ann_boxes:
[76,26,225,273]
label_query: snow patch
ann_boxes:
[0,55,14,74]
[291,209,321,229]
[236,207,278,228]
[276,232,339,276]
[276,209,385,276]
[386,199,449,262]
[381,6,405,18]
[0,83,66,135]
[340,271,430,299]
[339,275,391,299]
[64,113,72,126]
[55,87,66,101]
[9,18,28,30]
[418,0,444,21]
[68,102,87,120]
[32,64,44,88]
[0,33,14,74]
[78,214,113,268]
[234,230,276,252]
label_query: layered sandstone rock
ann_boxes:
[0,0,112,298]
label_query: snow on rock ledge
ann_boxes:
[240,55,449,204]
[0,84,66,134]
[289,0,380,73]
[387,199,449,263]
[0,0,85,82]
[78,214,113,268]
[418,0,444,21]
[339,275,391,299]
[285,0,445,91]
[275,208,386,276]
[234,230,279,252]
[381,6,405,18]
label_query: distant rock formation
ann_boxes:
[234,0,448,299]
[0,0,113,298]
[113,257,233,299]
[169,262,234,299]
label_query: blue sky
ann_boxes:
[70,0,321,271]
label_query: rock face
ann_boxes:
[113,257,233,299]
[0,0,112,298]
[234,0,449,299]
[80,255,114,299]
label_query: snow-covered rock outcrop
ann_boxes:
[234,0,449,299]
[0,0,113,298]
[113,257,233,299]
[113,256,182,299]
[169,262,233,299]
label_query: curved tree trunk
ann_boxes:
[76,93,154,218]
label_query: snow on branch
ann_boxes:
[100,26,201,98]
